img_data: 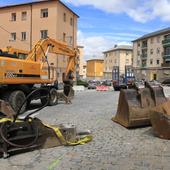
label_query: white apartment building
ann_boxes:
[133,27,170,81]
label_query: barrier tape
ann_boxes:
[96,86,109,91]
[0,118,92,146]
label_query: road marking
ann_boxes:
[48,155,65,170]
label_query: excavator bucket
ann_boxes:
[112,82,167,128]
[150,100,170,139]
[0,100,15,118]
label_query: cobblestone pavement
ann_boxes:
[0,89,170,170]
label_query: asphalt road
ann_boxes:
[0,89,170,170]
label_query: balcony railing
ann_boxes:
[163,54,170,62]
[141,45,147,49]
[162,39,170,46]
[141,64,147,68]
[140,53,147,58]
[162,62,170,67]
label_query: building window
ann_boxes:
[21,11,27,21]
[70,17,73,26]
[157,59,160,65]
[67,36,73,45]
[41,9,48,18]
[137,51,140,56]
[11,13,16,21]
[18,53,28,59]
[126,59,129,64]
[10,32,16,41]
[150,49,153,55]
[150,59,153,65]
[157,36,160,43]
[40,30,48,39]
[63,13,66,22]
[150,38,154,44]
[21,32,26,41]
[114,59,117,64]
[63,33,66,42]
[63,56,66,63]
[137,42,140,47]
[157,48,160,54]
[126,52,129,56]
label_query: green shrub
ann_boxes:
[77,80,88,87]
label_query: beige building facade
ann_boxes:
[103,45,133,80]
[86,59,104,80]
[133,27,170,81]
[0,0,78,82]
[82,63,87,79]
[77,46,84,79]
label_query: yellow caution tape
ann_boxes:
[66,135,92,146]
[43,124,66,144]
[0,118,92,146]
[44,123,92,146]
[0,118,21,123]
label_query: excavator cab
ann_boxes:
[112,81,167,128]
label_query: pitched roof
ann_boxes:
[103,45,132,53]
[0,0,79,17]
[133,27,170,42]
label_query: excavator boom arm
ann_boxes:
[26,37,78,81]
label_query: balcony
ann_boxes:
[140,53,147,58]
[162,39,170,47]
[141,45,147,49]
[163,54,170,62]
[141,64,147,68]
[162,62,170,67]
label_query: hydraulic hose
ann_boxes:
[14,88,50,122]
[0,118,39,148]
[0,88,50,149]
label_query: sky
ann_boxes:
[0,0,170,60]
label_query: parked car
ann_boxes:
[162,79,170,86]
[102,80,112,86]
[88,83,97,89]
[87,80,101,89]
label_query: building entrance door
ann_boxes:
[153,74,157,80]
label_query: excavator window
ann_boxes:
[0,51,18,58]
[18,53,28,59]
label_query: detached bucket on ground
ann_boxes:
[112,82,167,128]
[150,100,170,139]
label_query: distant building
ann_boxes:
[77,46,84,79]
[82,63,87,79]
[86,59,104,80]
[103,45,133,79]
[133,27,170,81]
[0,0,78,82]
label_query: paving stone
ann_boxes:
[0,90,169,169]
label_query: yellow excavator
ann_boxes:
[0,37,78,112]
[0,46,28,60]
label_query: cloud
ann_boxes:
[63,0,170,23]
[77,30,131,61]
[152,0,170,21]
